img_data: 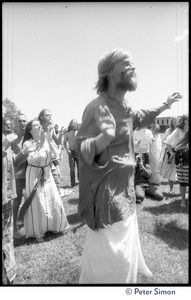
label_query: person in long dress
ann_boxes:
[174,131,189,208]
[159,117,178,193]
[15,118,69,243]
[149,123,163,185]
[164,115,189,207]
[76,48,182,284]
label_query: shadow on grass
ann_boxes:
[143,198,188,215]
[160,180,179,186]
[67,212,84,225]
[67,212,86,233]
[163,192,181,198]
[63,185,71,189]
[154,219,188,250]
[14,229,69,248]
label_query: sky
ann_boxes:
[2,2,189,128]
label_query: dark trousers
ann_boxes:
[135,184,164,201]
[68,150,79,186]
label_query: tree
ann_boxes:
[3,98,20,131]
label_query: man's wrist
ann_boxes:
[162,102,171,109]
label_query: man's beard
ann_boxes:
[116,73,138,92]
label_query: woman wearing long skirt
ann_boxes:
[174,131,189,208]
[159,117,178,193]
[163,115,189,199]
[16,119,69,243]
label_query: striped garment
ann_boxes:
[23,140,69,239]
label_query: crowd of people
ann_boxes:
[2,48,189,285]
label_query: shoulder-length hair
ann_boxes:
[67,119,78,132]
[22,118,39,146]
[169,117,177,133]
[177,114,188,129]
[95,76,109,95]
[175,131,189,151]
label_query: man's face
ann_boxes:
[16,115,27,133]
[54,125,59,134]
[3,120,12,134]
[42,110,53,125]
[110,58,138,92]
[72,120,78,130]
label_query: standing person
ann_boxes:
[75,48,181,284]
[164,115,189,206]
[38,109,65,193]
[174,131,189,208]
[63,119,79,187]
[2,109,17,284]
[3,118,14,136]
[149,123,163,185]
[15,119,69,243]
[11,113,28,239]
[159,117,178,193]
[133,126,153,164]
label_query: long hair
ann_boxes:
[22,118,38,146]
[67,119,78,132]
[176,114,188,129]
[95,49,131,94]
[38,109,50,125]
[169,117,177,133]
[175,131,189,151]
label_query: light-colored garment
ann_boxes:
[2,146,17,205]
[164,128,185,148]
[133,128,153,154]
[23,140,69,238]
[159,128,185,181]
[149,133,162,184]
[79,211,152,284]
[2,141,17,283]
[76,92,164,283]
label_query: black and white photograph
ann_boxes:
[2,1,189,297]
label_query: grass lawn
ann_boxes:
[13,150,189,285]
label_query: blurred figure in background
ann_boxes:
[2,107,17,284]
[164,115,189,204]
[63,119,79,187]
[175,131,189,208]
[11,113,28,239]
[159,116,178,194]
[3,117,14,136]
[149,123,162,185]
[133,126,153,164]
[134,153,164,204]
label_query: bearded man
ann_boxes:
[38,109,65,194]
[76,49,181,284]
[11,113,27,238]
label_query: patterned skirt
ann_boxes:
[175,149,189,186]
